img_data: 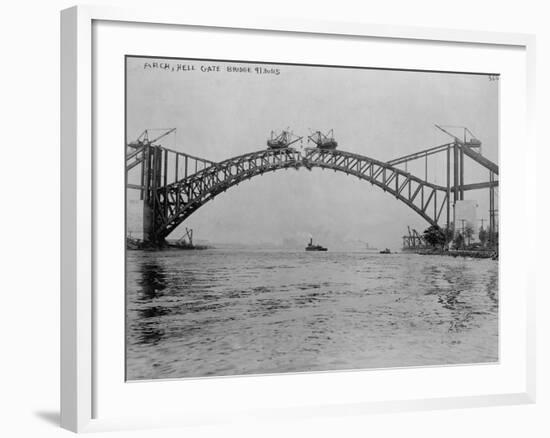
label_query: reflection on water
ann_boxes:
[126,250,498,380]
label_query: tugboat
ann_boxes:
[305,237,327,252]
[379,248,391,254]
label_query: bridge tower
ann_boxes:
[141,144,163,243]
[126,128,216,245]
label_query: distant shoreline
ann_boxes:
[407,248,498,259]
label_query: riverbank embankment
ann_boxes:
[408,248,498,259]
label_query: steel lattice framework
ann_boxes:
[157,148,303,241]
[127,134,499,244]
[302,148,451,225]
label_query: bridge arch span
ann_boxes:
[149,147,450,242]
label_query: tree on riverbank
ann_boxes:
[444,224,454,246]
[452,232,464,250]
[479,226,488,247]
[423,225,446,249]
[464,224,474,246]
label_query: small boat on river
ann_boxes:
[305,237,327,252]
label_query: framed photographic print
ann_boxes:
[61,5,536,433]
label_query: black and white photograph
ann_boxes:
[5,0,549,435]
[125,55,499,381]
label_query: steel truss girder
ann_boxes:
[151,148,450,241]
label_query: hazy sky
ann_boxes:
[126,56,498,249]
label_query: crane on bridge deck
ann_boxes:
[307,129,338,150]
[434,125,482,151]
[128,128,176,149]
[267,129,303,149]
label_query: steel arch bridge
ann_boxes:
[127,134,499,245]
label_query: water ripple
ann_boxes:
[126,250,498,379]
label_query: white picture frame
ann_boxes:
[60,5,536,433]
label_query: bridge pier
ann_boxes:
[460,147,465,200]
[489,170,497,244]
[142,201,155,243]
[141,145,166,246]
[446,144,451,233]
[141,145,152,242]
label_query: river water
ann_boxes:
[126,249,498,380]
